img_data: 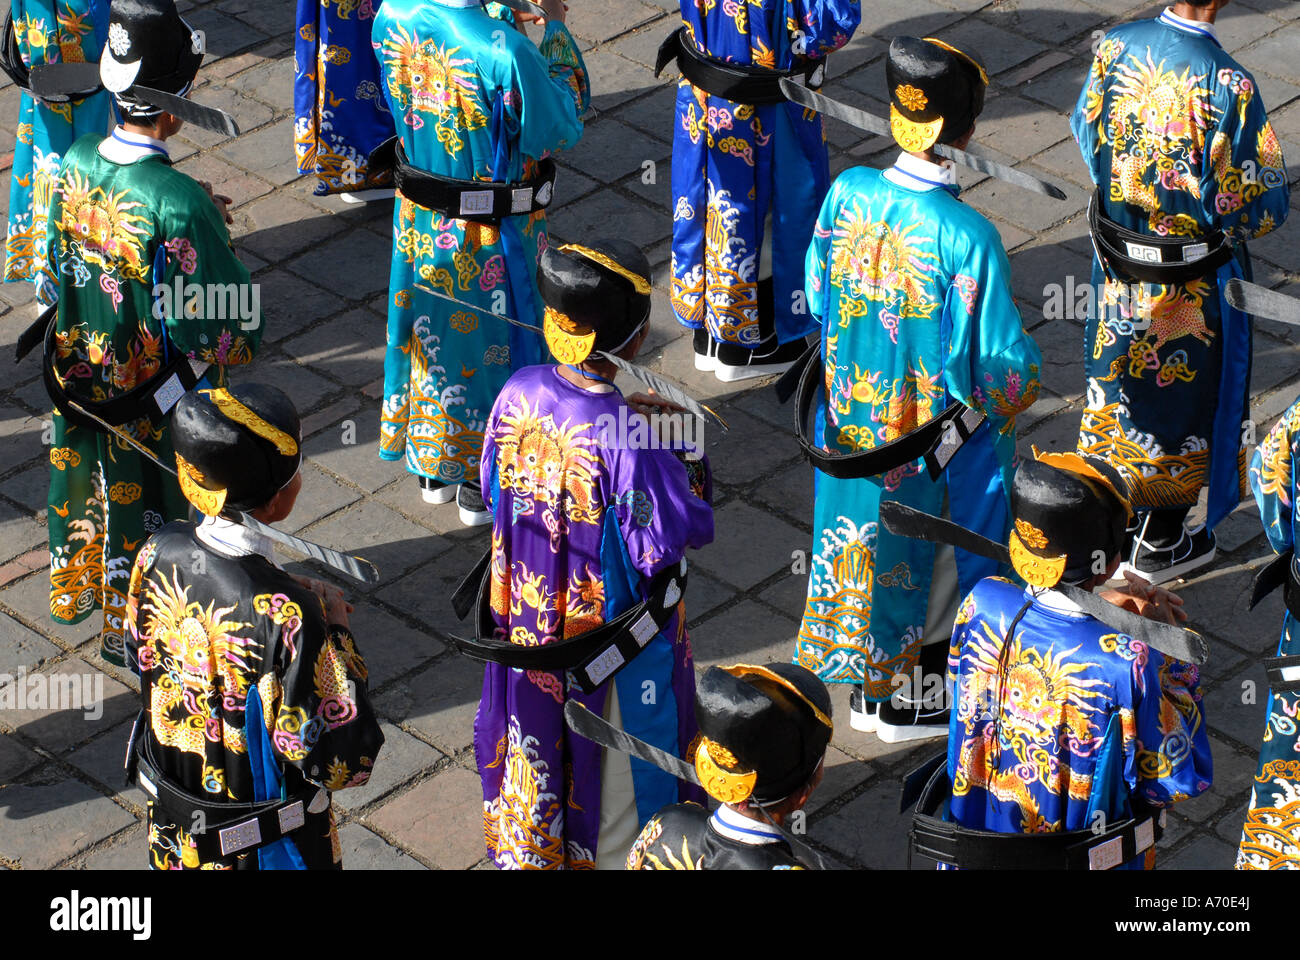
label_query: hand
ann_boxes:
[291,575,355,626]
[1099,571,1187,626]
[198,179,234,225]
[626,390,686,417]
[538,0,568,24]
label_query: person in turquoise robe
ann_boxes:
[3,0,112,304]
[793,38,1042,738]
[373,0,588,520]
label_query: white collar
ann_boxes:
[98,126,170,164]
[196,514,278,566]
[710,804,785,845]
[884,151,958,191]
[1025,585,1089,619]
[1159,7,1220,45]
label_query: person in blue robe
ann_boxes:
[1072,2,1289,583]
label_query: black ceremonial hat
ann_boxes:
[1008,450,1134,588]
[693,663,833,805]
[101,0,203,100]
[885,36,988,153]
[170,384,302,516]
[537,239,652,365]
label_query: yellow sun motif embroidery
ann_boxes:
[56,168,152,280]
[379,24,486,155]
[830,199,941,320]
[494,393,602,525]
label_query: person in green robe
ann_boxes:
[42,0,262,665]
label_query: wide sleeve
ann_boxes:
[512,21,589,160]
[1249,403,1299,555]
[1204,67,1290,243]
[158,181,263,371]
[804,178,840,328]
[270,598,386,791]
[1128,649,1213,806]
[788,0,860,60]
[941,222,1042,432]
[606,436,714,581]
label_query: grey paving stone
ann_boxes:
[239,194,347,262]
[1021,59,1091,113]
[1028,138,1094,187]
[3,664,137,755]
[1161,834,1237,870]
[550,164,602,212]
[706,407,801,488]
[692,501,809,591]
[78,824,147,870]
[984,0,1108,45]
[809,775,919,868]
[932,18,1047,76]
[374,539,486,629]
[287,230,393,301]
[564,0,663,46]
[187,7,271,59]
[303,501,452,590]
[803,744,875,817]
[1020,404,1087,452]
[1203,662,1271,750]
[255,268,348,343]
[305,402,407,494]
[751,459,815,530]
[1,461,50,515]
[860,0,963,40]
[1238,30,1300,86]
[216,121,302,186]
[0,734,41,783]
[0,497,44,564]
[338,821,429,870]
[0,612,60,674]
[365,764,486,868]
[373,655,483,755]
[348,600,447,692]
[549,187,670,250]
[691,598,799,670]
[0,780,137,868]
[1011,243,1094,314]
[332,721,443,813]
[584,51,660,113]
[65,720,143,814]
[286,463,362,533]
[681,568,740,627]
[607,85,676,142]
[1180,559,1283,657]
[282,308,388,387]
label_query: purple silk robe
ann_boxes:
[473,365,713,869]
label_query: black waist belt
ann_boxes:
[1249,549,1300,693]
[899,752,1165,870]
[124,712,315,863]
[449,547,688,694]
[774,341,986,481]
[18,303,207,432]
[367,135,556,224]
[654,26,826,104]
[2,10,99,101]
[1088,190,1233,286]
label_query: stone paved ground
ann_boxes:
[1,0,1298,871]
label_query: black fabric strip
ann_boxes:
[1089,191,1233,285]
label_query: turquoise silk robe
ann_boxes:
[794,159,1042,694]
[374,0,588,485]
[3,0,112,304]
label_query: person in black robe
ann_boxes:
[125,382,384,869]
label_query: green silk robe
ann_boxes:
[44,130,263,665]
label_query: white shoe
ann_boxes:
[692,328,718,372]
[340,188,396,204]
[418,477,457,504]
[848,688,878,733]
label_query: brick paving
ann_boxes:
[1,0,1298,870]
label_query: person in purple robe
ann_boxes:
[471,238,714,869]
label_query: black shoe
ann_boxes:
[457,479,492,527]
[877,643,951,743]
[849,688,878,733]
[714,334,808,383]
[1119,524,1216,585]
[692,327,717,372]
